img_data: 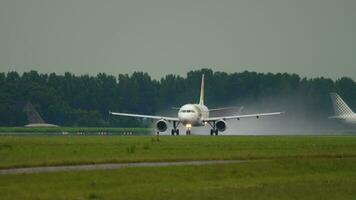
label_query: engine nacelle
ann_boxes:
[156,120,168,132]
[216,120,227,132]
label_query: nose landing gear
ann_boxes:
[185,124,192,135]
[186,129,191,135]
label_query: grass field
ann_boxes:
[0,127,151,134]
[1,136,356,169]
[1,135,356,199]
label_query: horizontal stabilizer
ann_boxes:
[209,106,244,112]
[330,93,354,116]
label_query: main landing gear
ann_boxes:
[208,121,219,136]
[210,129,218,136]
[171,121,180,135]
[171,129,179,135]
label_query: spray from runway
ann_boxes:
[153,95,354,136]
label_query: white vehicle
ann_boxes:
[110,75,284,135]
[329,93,356,124]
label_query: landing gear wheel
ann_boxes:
[171,129,179,136]
[215,130,219,135]
[210,129,214,136]
[186,130,191,135]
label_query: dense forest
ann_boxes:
[0,69,355,128]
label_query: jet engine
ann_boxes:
[216,120,227,132]
[156,120,168,132]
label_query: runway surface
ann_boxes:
[0,160,246,175]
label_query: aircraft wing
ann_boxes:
[203,112,284,122]
[109,111,179,122]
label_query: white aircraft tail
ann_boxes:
[199,74,205,105]
[330,93,354,117]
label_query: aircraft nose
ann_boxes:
[179,113,198,123]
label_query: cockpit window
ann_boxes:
[180,110,195,113]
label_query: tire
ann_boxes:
[215,130,218,135]
[171,129,174,135]
[186,130,190,135]
[176,129,179,135]
[210,129,214,136]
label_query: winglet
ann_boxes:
[199,74,205,105]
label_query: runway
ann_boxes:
[0,160,246,175]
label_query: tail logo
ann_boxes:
[330,93,354,116]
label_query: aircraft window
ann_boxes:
[180,110,195,113]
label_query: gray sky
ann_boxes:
[0,0,355,79]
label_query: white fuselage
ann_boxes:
[178,104,209,126]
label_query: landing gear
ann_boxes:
[171,121,180,136]
[186,129,191,135]
[171,129,179,135]
[208,121,219,136]
[210,129,218,136]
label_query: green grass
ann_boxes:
[0,158,355,200]
[0,127,151,134]
[1,136,356,199]
[1,136,356,169]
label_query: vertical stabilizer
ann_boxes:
[330,93,354,116]
[199,74,205,105]
[23,102,45,124]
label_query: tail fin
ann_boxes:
[199,74,205,105]
[330,93,354,116]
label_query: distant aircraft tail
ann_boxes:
[199,74,205,105]
[330,93,354,117]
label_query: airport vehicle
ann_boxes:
[329,93,356,124]
[110,75,283,135]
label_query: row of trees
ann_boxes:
[0,69,355,127]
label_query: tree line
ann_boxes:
[0,69,355,127]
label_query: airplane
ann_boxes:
[110,74,284,135]
[329,93,356,124]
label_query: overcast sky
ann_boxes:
[0,0,355,79]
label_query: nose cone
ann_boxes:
[179,114,191,124]
[178,104,200,125]
[178,112,199,125]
